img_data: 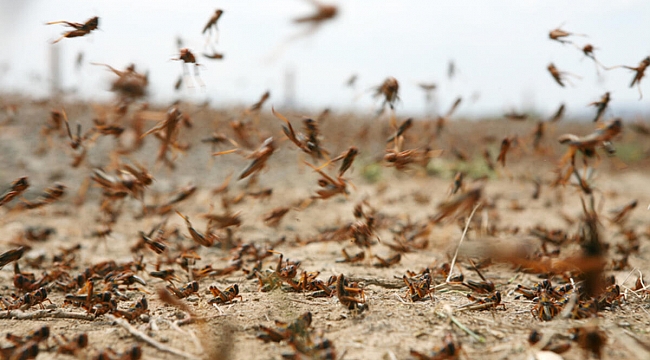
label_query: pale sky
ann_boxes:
[1,0,649,118]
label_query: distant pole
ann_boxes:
[49,43,61,98]
[283,67,296,109]
[424,90,439,118]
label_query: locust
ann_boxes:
[47,17,99,44]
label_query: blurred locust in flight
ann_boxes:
[14,183,66,211]
[239,91,271,132]
[548,25,585,45]
[386,118,413,144]
[556,118,622,184]
[47,16,99,44]
[313,146,358,180]
[589,92,610,123]
[202,9,225,54]
[173,48,204,88]
[215,137,277,180]
[202,9,224,35]
[176,211,217,247]
[435,97,462,137]
[329,147,358,177]
[608,56,650,99]
[141,107,186,167]
[531,121,545,152]
[92,63,149,101]
[305,161,349,200]
[294,1,338,24]
[374,77,400,111]
[627,57,650,95]
[0,177,29,207]
[430,185,483,224]
[266,1,337,61]
[497,137,513,167]
[272,107,328,160]
[203,51,224,60]
[575,43,606,74]
[549,103,565,123]
[249,91,271,113]
[385,118,443,171]
[547,63,580,87]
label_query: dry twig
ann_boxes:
[0,309,95,321]
[446,204,481,283]
[107,314,200,360]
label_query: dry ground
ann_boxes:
[0,96,649,360]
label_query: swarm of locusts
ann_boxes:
[0,8,648,360]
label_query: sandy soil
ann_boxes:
[0,97,649,360]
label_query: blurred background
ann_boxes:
[0,0,649,118]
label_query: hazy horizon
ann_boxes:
[1,0,649,119]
